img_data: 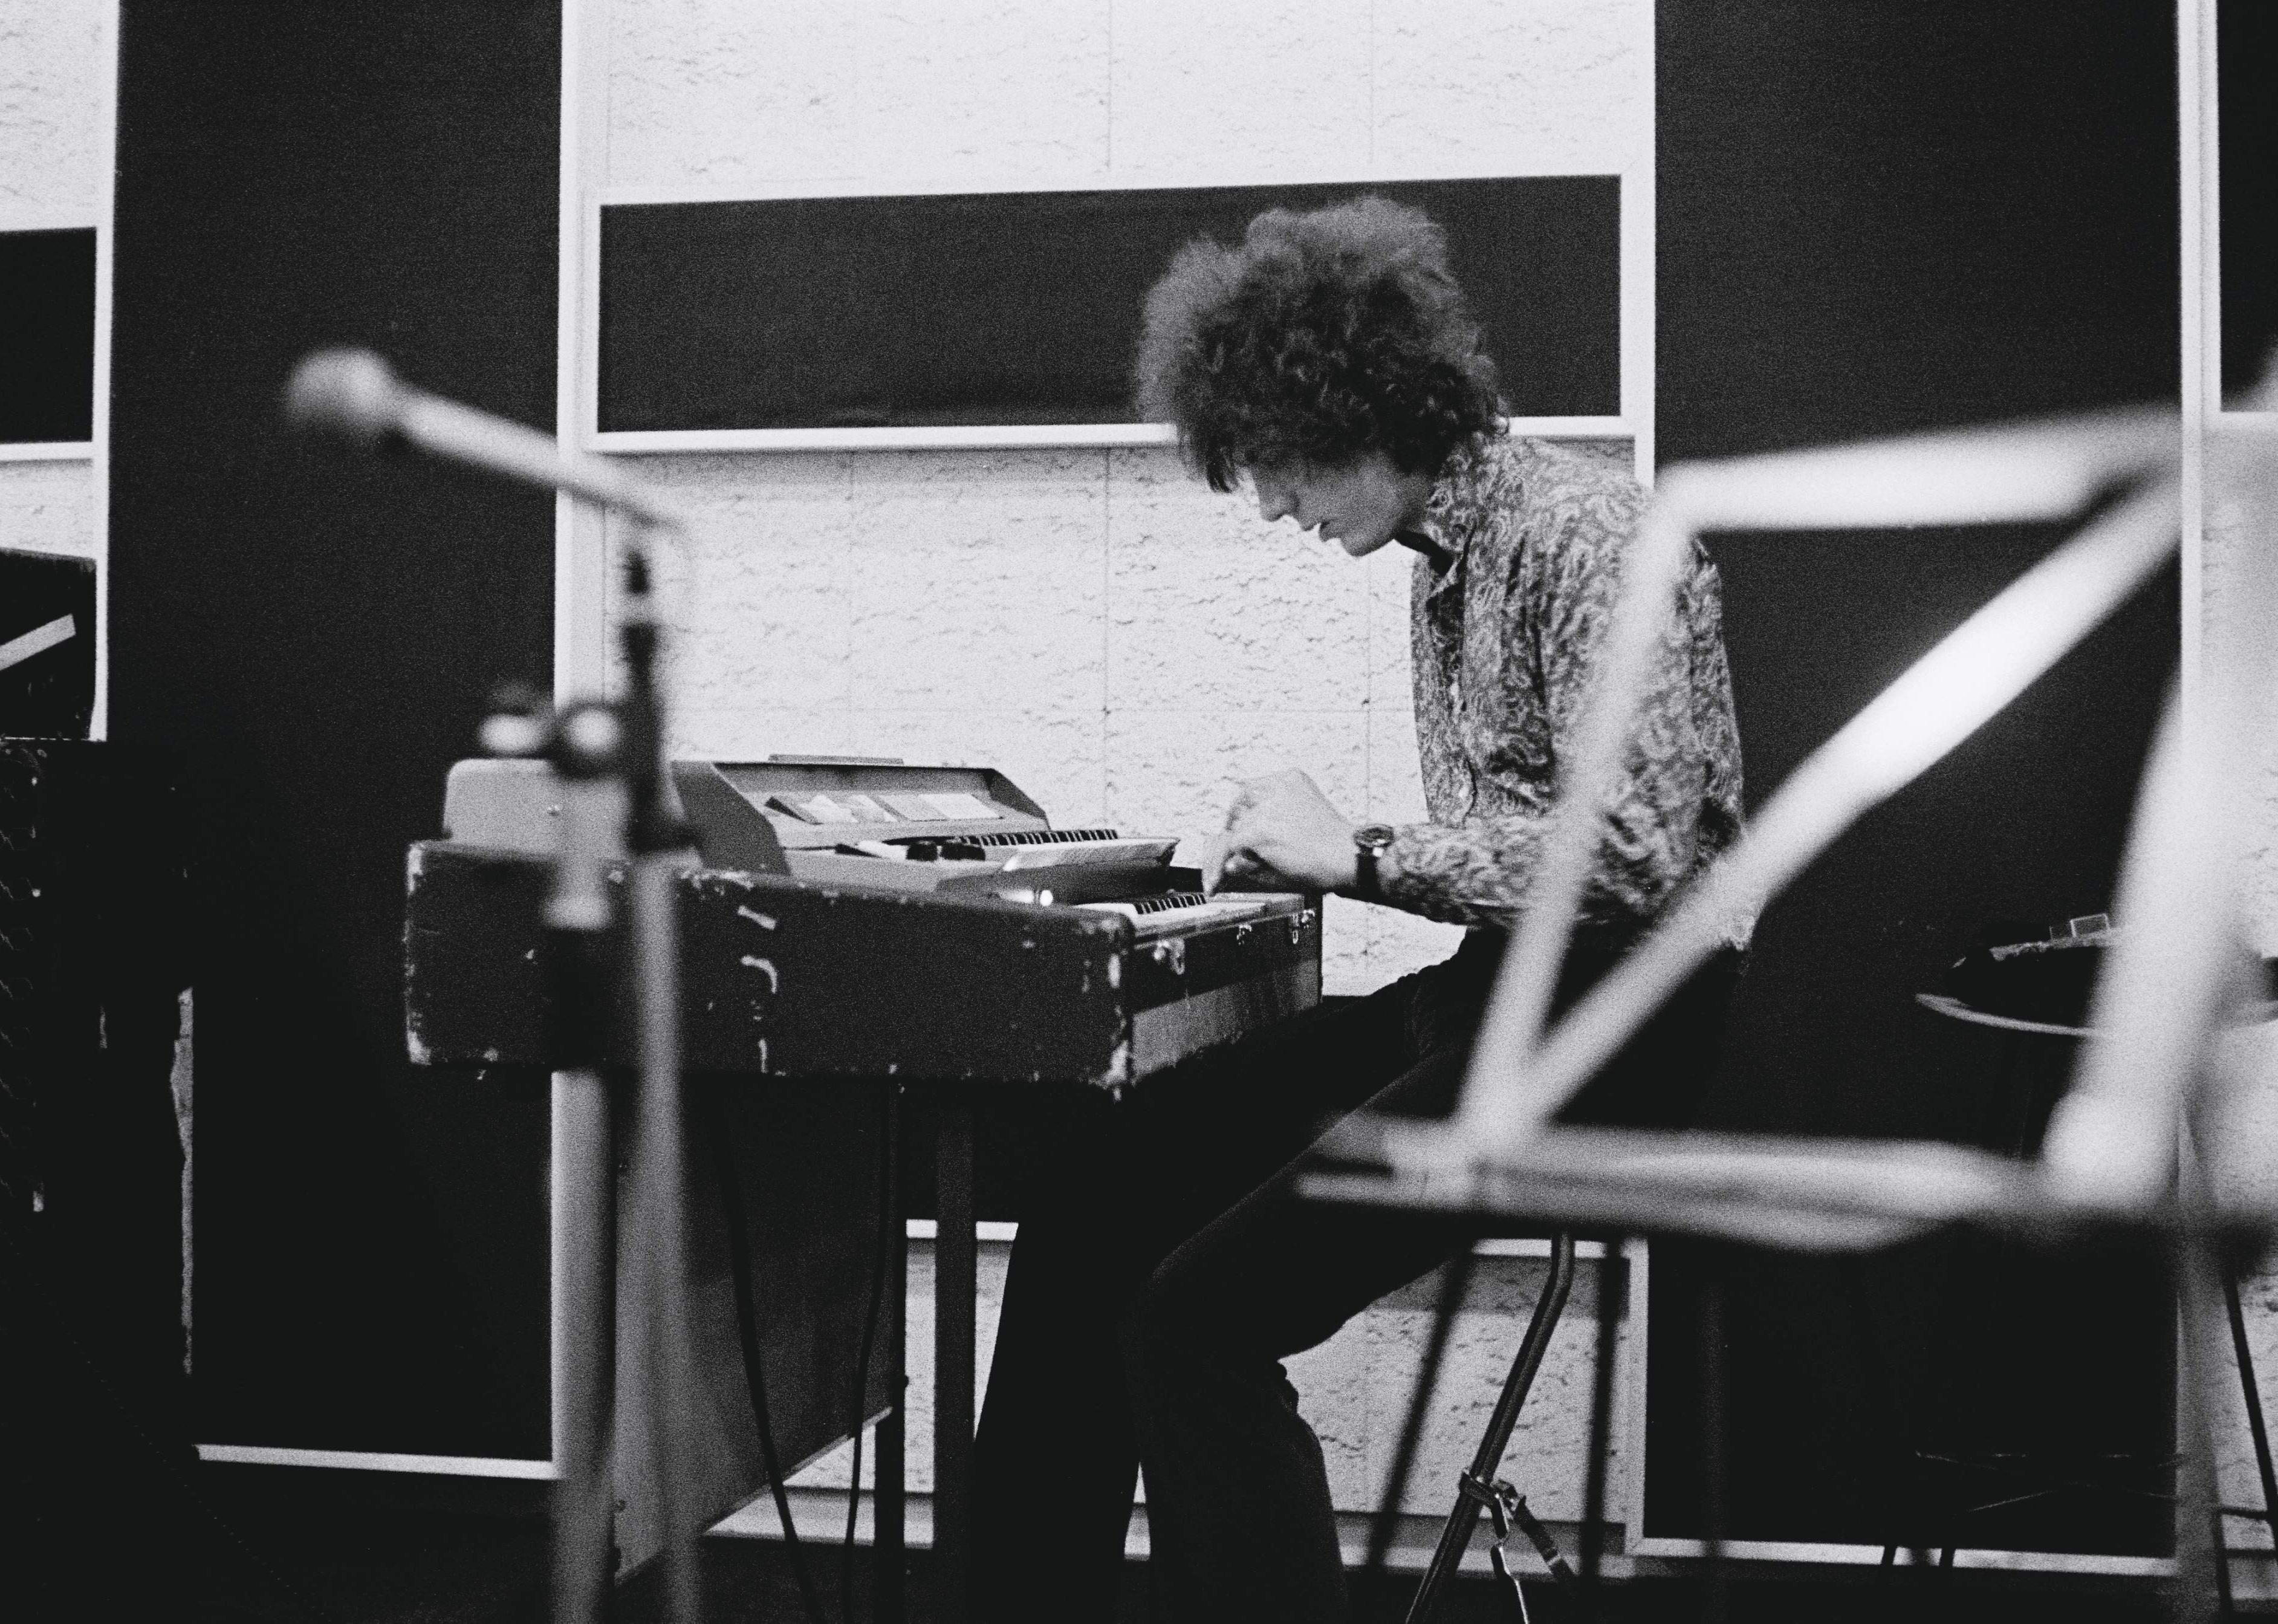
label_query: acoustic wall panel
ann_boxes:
[0,228,97,444]
[110,0,560,1458]
[600,176,1620,432]
[2220,0,2277,397]
[1650,0,2181,1555]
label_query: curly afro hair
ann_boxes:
[1134,195,1504,492]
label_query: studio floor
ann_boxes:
[11,1459,2219,1624]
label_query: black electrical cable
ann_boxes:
[842,1083,895,1623]
[703,1085,830,1624]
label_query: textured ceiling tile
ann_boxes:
[1317,892,1373,999]
[0,462,94,557]
[1108,0,1373,180]
[676,509,856,712]
[2205,430,2278,952]
[606,0,867,189]
[610,462,861,712]
[1280,1305,1374,1500]
[1361,901,1468,990]
[849,444,1107,507]
[1108,453,1368,710]
[845,706,1109,831]
[848,449,1107,710]
[1372,0,1649,176]
[1365,541,1419,709]
[1364,701,1432,827]
[1354,1275,1620,1519]
[0,1,103,212]
[1104,707,1368,848]
[849,0,1112,186]
[669,705,860,762]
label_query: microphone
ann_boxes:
[284,348,681,528]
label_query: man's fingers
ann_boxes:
[1196,831,1235,894]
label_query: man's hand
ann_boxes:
[1199,768,1363,895]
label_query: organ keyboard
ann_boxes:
[404,756,1322,1090]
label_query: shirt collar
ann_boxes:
[1395,436,1490,573]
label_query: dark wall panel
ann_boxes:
[0,550,95,739]
[2221,0,2278,396]
[0,228,97,443]
[111,0,559,1456]
[1652,0,2180,1551]
[600,176,1620,430]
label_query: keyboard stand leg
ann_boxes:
[876,1082,907,1624]
[936,1099,977,1624]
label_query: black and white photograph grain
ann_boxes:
[2,3,2275,1622]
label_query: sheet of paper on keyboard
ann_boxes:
[770,793,859,823]
[880,793,950,820]
[921,792,1000,819]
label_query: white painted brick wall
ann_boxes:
[2203,426,2278,1545]
[0,0,105,211]
[0,456,95,558]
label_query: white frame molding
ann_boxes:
[0,441,94,462]
[196,1444,555,1480]
[598,416,1636,458]
[88,8,115,741]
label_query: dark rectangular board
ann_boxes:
[0,549,94,739]
[0,228,96,444]
[600,176,1618,432]
[110,0,562,1460]
[1650,0,2181,1556]
[2221,0,2277,398]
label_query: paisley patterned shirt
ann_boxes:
[1377,434,1745,940]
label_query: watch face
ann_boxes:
[1355,823,1396,851]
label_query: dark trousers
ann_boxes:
[972,929,1742,1622]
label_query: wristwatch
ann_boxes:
[1351,823,1397,900]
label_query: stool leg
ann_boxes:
[1365,1250,1478,1599]
[2222,1267,2278,1550]
[1404,1233,1580,1624]
[1579,1236,1626,1616]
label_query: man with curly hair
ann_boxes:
[972,196,1745,1622]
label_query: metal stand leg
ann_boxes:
[1701,1259,1730,1624]
[1404,1233,1579,1624]
[1368,1249,1478,1598]
[554,1069,617,1624]
[628,854,701,1624]
[2178,1231,2230,1624]
[934,1101,976,1624]
[2222,1266,2278,1560]
[1579,1237,1626,1622]
[877,1083,906,1624]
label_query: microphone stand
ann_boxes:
[615,538,704,1624]
[287,349,703,1624]
[499,532,700,1624]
